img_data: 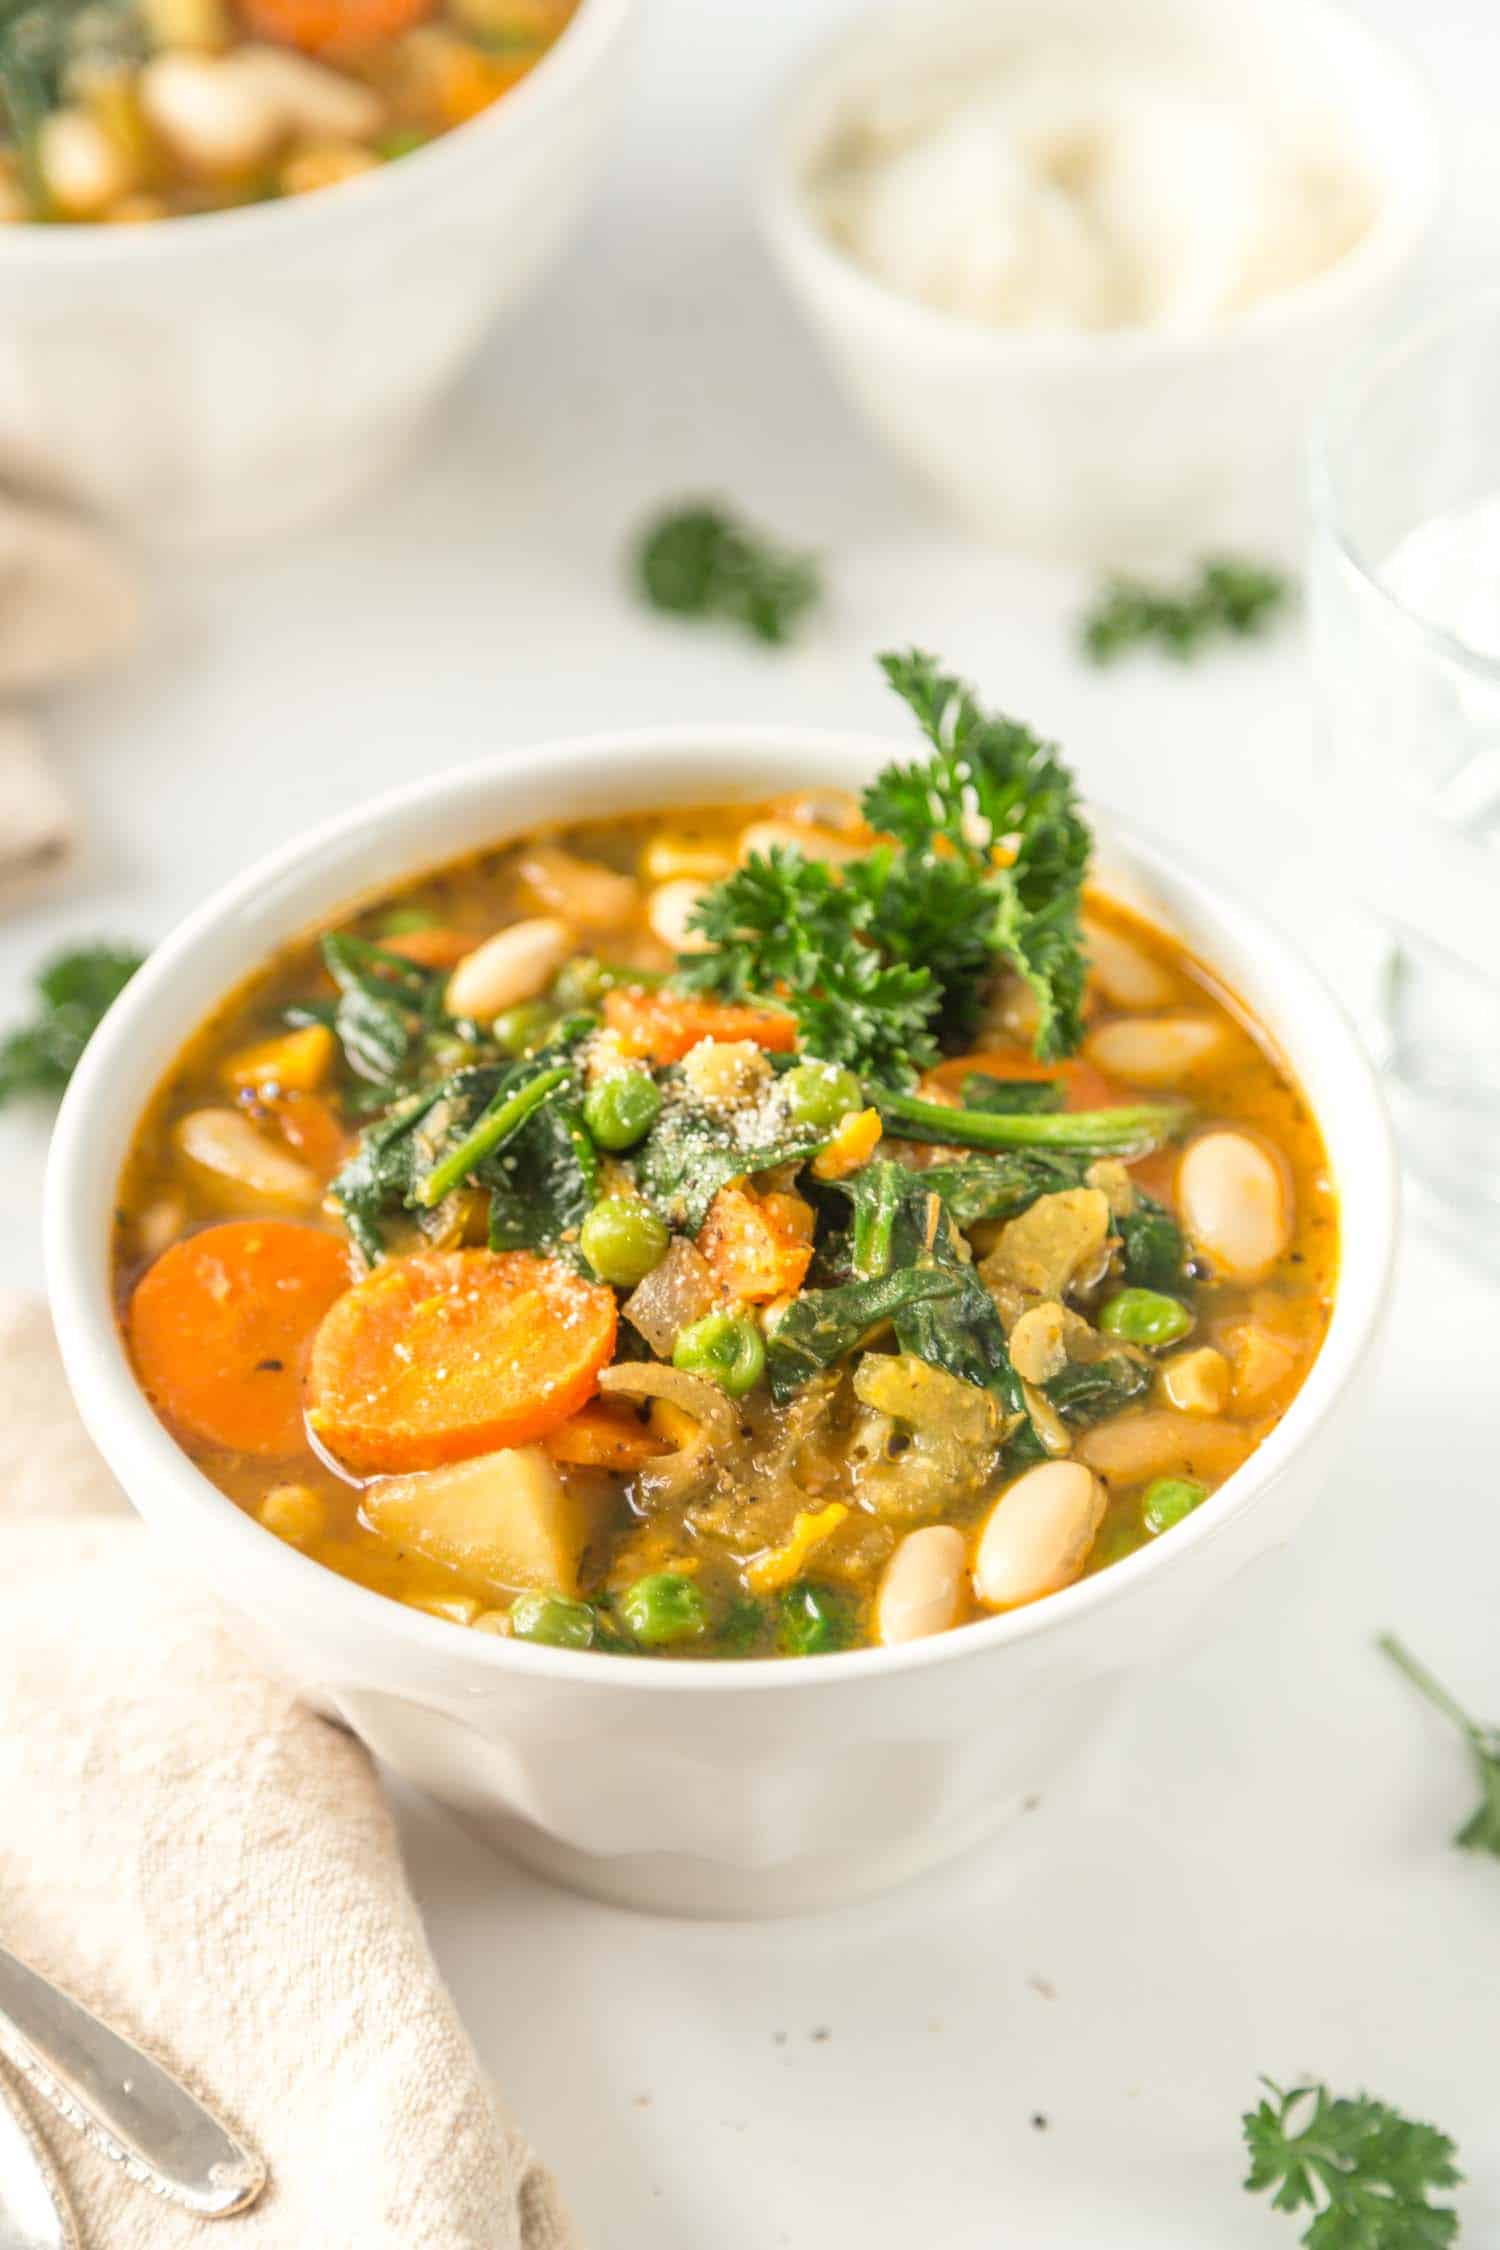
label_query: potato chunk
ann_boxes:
[983,1188,1112,1300]
[363,1446,604,1598]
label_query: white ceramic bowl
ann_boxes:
[0,0,634,544]
[46,729,1396,1917]
[758,0,1446,562]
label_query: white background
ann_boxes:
[4,0,1500,2240]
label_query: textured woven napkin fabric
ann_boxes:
[0,1294,577,2250]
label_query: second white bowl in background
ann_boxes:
[759,0,1445,562]
[0,0,635,545]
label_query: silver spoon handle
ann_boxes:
[0,1947,265,2220]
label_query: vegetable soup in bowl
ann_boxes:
[0,0,633,539]
[47,657,1396,1913]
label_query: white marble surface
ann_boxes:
[4,0,1499,2239]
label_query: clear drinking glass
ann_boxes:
[1307,292,1500,1253]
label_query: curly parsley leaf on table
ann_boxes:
[0,942,145,1105]
[635,501,822,646]
[1243,2079,1461,2248]
[1081,556,1292,665]
[1379,1633,1500,1856]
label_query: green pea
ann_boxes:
[552,956,611,1010]
[582,1068,662,1151]
[493,1000,557,1057]
[376,904,439,935]
[777,1581,856,1657]
[377,127,429,162]
[1099,1287,1194,1350]
[616,1571,708,1648]
[508,1591,597,1649]
[673,1310,766,1397]
[427,1032,479,1070]
[782,1059,863,1130]
[1141,1476,1208,1536]
[579,1197,670,1288]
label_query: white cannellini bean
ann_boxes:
[445,917,573,1020]
[775,788,864,834]
[232,46,385,141]
[1084,1012,1228,1085]
[517,842,638,931]
[40,110,132,217]
[640,834,735,885]
[1076,1410,1252,1486]
[135,1192,187,1260]
[1177,1130,1291,1282]
[973,1461,1104,1611]
[738,819,867,867]
[139,52,284,175]
[1082,916,1181,1010]
[877,1525,967,1646]
[648,878,712,954]
[139,0,228,47]
[173,1108,319,1207]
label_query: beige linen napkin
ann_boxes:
[0,493,138,908]
[0,1294,577,2250]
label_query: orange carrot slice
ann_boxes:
[262,1089,348,1181]
[306,1248,617,1476]
[128,1221,352,1458]
[697,1185,814,1303]
[377,926,479,970]
[236,0,436,54]
[602,987,797,1067]
[545,1402,669,1471]
[924,1047,1119,1113]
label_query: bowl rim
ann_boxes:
[0,0,632,265]
[45,722,1398,1696]
[756,0,1447,370]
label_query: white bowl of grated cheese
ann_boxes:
[758,0,1446,562]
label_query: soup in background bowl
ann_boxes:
[46,669,1395,1912]
[0,0,632,542]
[0,0,578,225]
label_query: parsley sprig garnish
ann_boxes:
[1380,1633,1500,1856]
[1081,557,1292,665]
[678,846,935,1083]
[635,501,822,646]
[677,650,1091,1078]
[0,942,145,1105]
[1243,2079,1462,2247]
[874,650,1091,1058]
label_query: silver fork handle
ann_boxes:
[0,1946,265,2220]
[0,2066,78,2250]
